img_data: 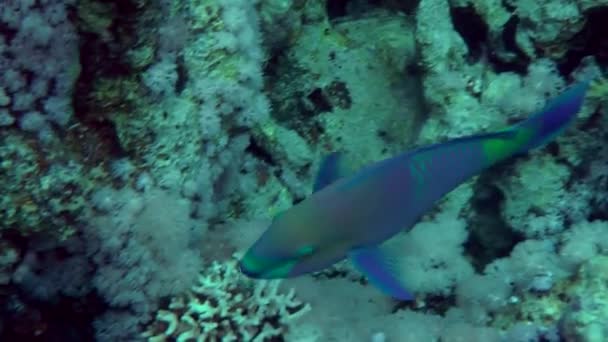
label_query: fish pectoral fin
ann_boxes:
[313,152,351,192]
[348,245,414,301]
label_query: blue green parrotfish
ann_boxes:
[238,81,591,300]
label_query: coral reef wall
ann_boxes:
[0,0,607,341]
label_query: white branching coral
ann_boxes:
[144,255,310,341]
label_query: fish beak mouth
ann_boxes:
[238,260,263,278]
[238,256,299,279]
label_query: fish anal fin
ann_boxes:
[349,245,414,301]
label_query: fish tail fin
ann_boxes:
[513,80,591,150]
[482,80,591,164]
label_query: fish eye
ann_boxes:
[296,245,315,257]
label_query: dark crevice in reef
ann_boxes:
[366,0,421,15]
[475,5,608,77]
[307,88,334,114]
[71,0,147,163]
[465,174,525,271]
[326,0,351,20]
[557,6,608,76]
[449,5,489,63]
[448,5,531,73]
[245,136,277,167]
[392,293,455,315]
[0,231,103,342]
[263,50,332,150]
[589,202,608,222]
[488,16,531,74]
[0,292,104,342]
[325,0,420,21]
[501,0,517,12]
[175,54,189,95]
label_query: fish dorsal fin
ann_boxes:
[348,245,414,301]
[313,152,351,192]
